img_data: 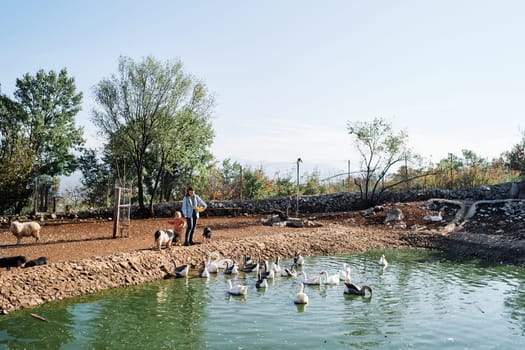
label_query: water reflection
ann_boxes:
[1,249,525,349]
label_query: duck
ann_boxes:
[301,271,321,285]
[171,260,190,277]
[281,263,298,278]
[294,282,309,304]
[294,253,305,266]
[227,280,248,296]
[271,256,282,274]
[320,271,340,285]
[344,281,372,296]
[338,263,352,281]
[255,272,268,289]
[377,254,388,267]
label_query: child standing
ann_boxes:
[168,211,186,245]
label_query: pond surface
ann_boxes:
[1,248,524,349]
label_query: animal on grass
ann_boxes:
[0,255,27,270]
[9,221,41,245]
[153,229,175,251]
[23,256,47,268]
[202,227,212,243]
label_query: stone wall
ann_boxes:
[70,181,524,220]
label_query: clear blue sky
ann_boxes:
[1,0,524,185]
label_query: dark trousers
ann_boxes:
[185,210,198,244]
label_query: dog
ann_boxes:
[22,256,47,268]
[0,255,27,270]
[154,229,176,251]
[202,227,212,243]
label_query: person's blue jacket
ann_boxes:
[181,193,207,218]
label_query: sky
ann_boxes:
[1,0,524,187]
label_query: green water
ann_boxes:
[1,248,524,349]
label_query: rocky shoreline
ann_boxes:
[2,223,524,315]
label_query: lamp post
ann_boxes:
[296,157,302,216]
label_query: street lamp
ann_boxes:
[296,157,302,216]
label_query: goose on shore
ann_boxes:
[294,283,309,304]
[227,280,248,296]
[344,281,372,296]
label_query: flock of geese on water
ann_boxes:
[166,251,389,305]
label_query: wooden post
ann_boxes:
[113,187,121,239]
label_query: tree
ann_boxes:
[347,117,418,204]
[503,132,525,179]
[0,69,83,214]
[14,69,84,177]
[92,56,215,216]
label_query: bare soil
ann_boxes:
[0,200,522,265]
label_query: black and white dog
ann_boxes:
[202,227,212,243]
[154,229,177,251]
[0,255,27,270]
[22,256,47,268]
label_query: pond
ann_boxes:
[1,248,524,349]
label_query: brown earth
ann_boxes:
[0,200,522,265]
[1,200,525,314]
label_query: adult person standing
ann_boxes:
[181,186,207,246]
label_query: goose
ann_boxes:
[271,256,282,274]
[344,281,372,296]
[255,272,268,289]
[294,282,309,304]
[224,261,239,275]
[216,258,234,270]
[260,260,275,279]
[205,251,220,273]
[281,263,298,278]
[301,271,321,285]
[320,271,340,285]
[241,255,259,273]
[227,280,248,296]
[338,263,352,281]
[198,258,210,278]
[294,253,305,266]
[377,254,388,267]
[171,260,190,277]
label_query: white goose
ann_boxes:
[271,256,282,274]
[260,260,275,279]
[320,271,340,285]
[377,254,388,267]
[294,282,309,305]
[205,251,220,273]
[227,280,248,296]
[338,263,352,281]
[301,271,321,285]
[294,253,305,266]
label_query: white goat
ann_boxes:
[9,221,41,244]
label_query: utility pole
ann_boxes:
[296,157,302,216]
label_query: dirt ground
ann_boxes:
[0,200,521,265]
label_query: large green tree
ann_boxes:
[0,69,84,214]
[92,56,214,216]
